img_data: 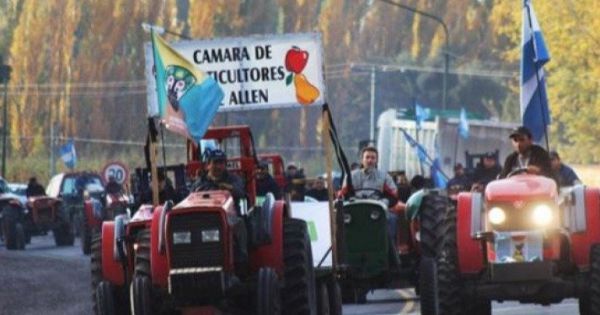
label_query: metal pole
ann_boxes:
[377,0,449,110]
[369,67,376,142]
[50,123,55,176]
[1,79,7,177]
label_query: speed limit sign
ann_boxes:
[102,161,130,185]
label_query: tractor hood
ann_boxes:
[485,175,557,203]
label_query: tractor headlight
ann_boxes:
[532,204,553,226]
[83,190,90,199]
[343,213,352,224]
[201,229,220,243]
[370,210,381,220]
[173,231,192,245]
[488,207,506,225]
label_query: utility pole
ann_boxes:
[0,55,12,177]
[378,0,450,110]
[369,66,376,142]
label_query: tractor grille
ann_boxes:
[169,269,224,304]
[37,207,54,224]
[168,212,224,269]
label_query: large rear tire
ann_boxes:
[418,192,449,315]
[282,218,317,315]
[579,244,600,315]
[257,267,281,315]
[2,210,25,250]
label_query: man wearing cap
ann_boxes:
[192,149,245,200]
[447,163,472,194]
[499,126,552,179]
[472,152,502,189]
[255,162,281,199]
[550,151,580,186]
[192,149,248,276]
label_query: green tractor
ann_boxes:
[337,187,449,303]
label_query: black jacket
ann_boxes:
[26,183,46,198]
[256,174,281,199]
[499,145,552,179]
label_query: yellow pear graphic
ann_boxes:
[294,74,320,105]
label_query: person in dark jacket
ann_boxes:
[105,175,123,194]
[255,162,281,199]
[26,177,46,198]
[157,171,177,204]
[306,176,329,201]
[499,126,552,179]
[191,149,245,201]
[447,163,472,194]
[550,150,580,186]
[472,152,502,189]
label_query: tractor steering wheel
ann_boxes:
[353,188,385,200]
[507,167,529,178]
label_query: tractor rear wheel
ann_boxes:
[419,192,448,258]
[580,244,600,315]
[91,234,125,315]
[257,267,281,315]
[2,210,25,250]
[282,218,317,315]
[418,192,449,315]
[131,229,154,315]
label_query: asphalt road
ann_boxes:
[0,234,582,315]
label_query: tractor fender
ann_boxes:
[456,192,484,274]
[101,222,125,285]
[151,204,169,288]
[248,193,276,247]
[112,215,128,261]
[249,199,286,276]
[571,188,600,267]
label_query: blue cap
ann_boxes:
[203,149,227,162]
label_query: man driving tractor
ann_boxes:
[191,148,248,275]
[340,146,406,245]
[499,126,553,179]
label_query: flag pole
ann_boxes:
[149,29,160,206]
[453,126,460,169]
[524,1,550,151]
[413,98,424,175]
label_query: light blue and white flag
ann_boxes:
[458,108,469,139]
[521,0,550,143]
[415,102,430,131]
[60,140,77,170]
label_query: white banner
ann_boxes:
[145,32,326,114]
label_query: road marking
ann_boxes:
[396,288,416,313]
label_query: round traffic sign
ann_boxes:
[102,161,129,185]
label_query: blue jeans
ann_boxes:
[387,212,398,248]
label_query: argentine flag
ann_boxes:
[60,140,77,170]
[415,102,430,131]
[520,0,550,143]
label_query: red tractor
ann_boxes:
[421,170,600,314]
[93,125,316,315]
[91,165,189,315]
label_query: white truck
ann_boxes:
[376,108,518,179]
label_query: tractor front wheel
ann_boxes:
[95,281,116,315]
[282,218,317,315]
[81,219,92,255]
[131,229,155,315]
[257,267,281,315]
[327,280,342,315]
[580,244,600,315]
[2,210,25,250]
